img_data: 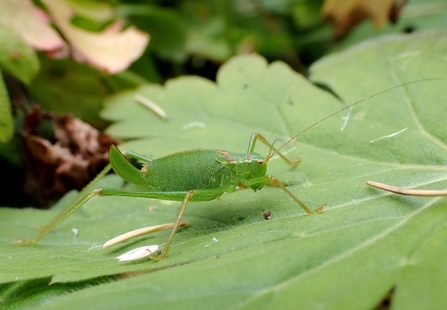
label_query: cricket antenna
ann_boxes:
[275,78,440,154]
[266,138,281,162]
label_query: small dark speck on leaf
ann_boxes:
[403,25,415,33]
[263,210,272,220]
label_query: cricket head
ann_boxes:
[247,152,268,192]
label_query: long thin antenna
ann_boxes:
[276,78,440,153]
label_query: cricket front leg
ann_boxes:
[266,175,325,214]
[248,133,300,167]
[242,175,324,214]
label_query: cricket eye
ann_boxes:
[257,159,264,165]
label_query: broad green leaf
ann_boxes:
[0,25,39,84]
[1,31,447,310]
[0,71,13,143]
[27,55,115,125]
[118,4,187,62]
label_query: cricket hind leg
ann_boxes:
[21,184,229,255]
[247,133,300,166]
[19,164,114,245]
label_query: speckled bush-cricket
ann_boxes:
[20,79,435,259]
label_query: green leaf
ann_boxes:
[0,25,39,84]
[0,71,13,143]
[27,55,114,125]
[1,30,447,309]
[118,4,187,62]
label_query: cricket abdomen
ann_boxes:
[145,149,234,191]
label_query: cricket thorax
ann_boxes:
[215,150,267,180]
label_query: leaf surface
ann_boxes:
[0,24,39,84]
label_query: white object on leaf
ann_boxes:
[116,244,160,262]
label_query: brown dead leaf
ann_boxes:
[44,0,149,73]
[20,106,118,207]
[322,0,406,39]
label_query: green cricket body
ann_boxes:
[98,142,301,258]
[144,150,267,194]
[110,147,268,202]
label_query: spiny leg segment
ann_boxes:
[248,133,300,166]
[19,164,113,245]
[242,175,324,214]
[247,133,323,214]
